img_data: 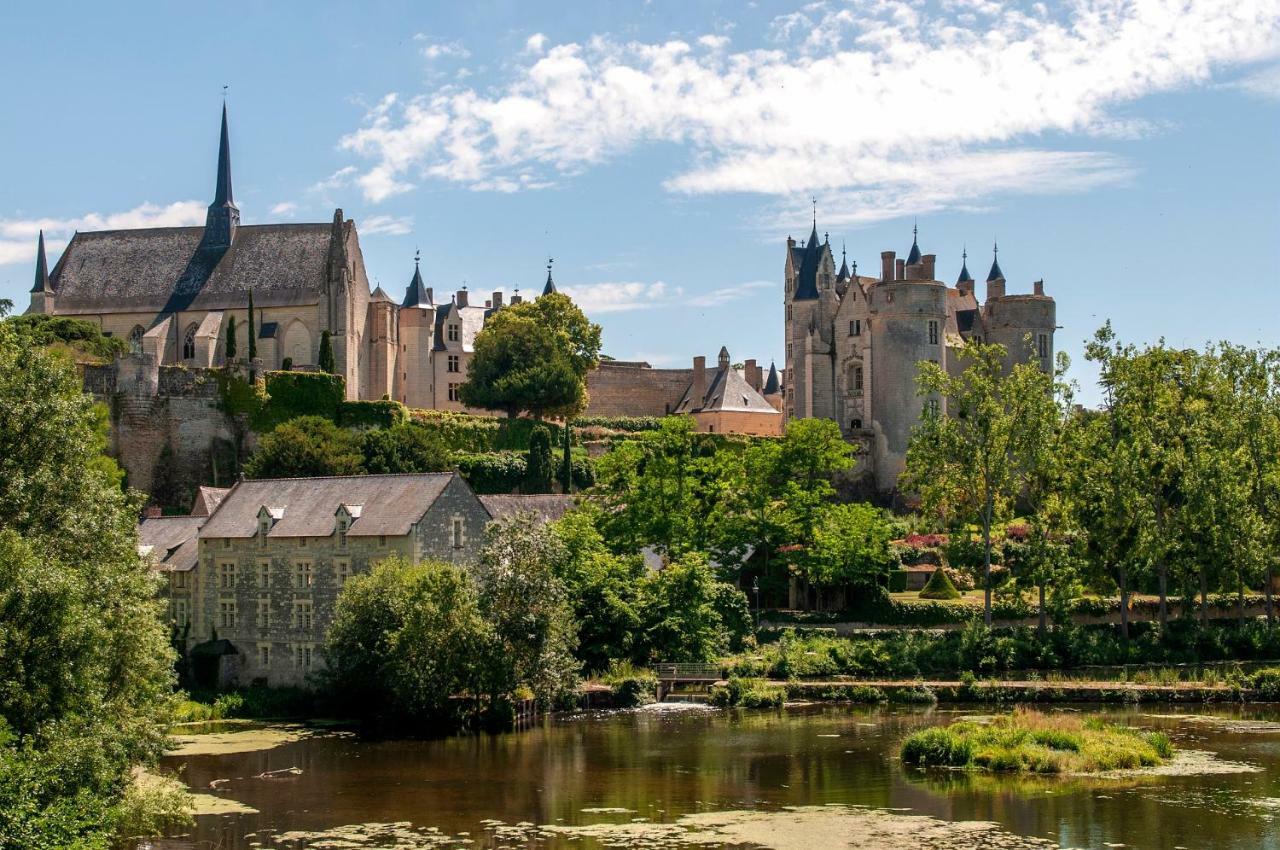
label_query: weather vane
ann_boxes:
[222,84,229,100]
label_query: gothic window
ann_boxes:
[928,320,939,345]
[786,305,793,321]
[854,366,864,394]
[849,320,861,337]
[182,324,198,361]
[128,325,145,354]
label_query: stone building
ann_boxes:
[783,220,1056,491]
[168,472,492,687]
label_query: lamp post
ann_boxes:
[752,576,760,631]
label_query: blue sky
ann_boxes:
[2,0,1278,404]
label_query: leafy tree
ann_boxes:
[524,425,554,493]
[360,423,452,474]
[802,502,896,597]
[460,292,601,419]
[0,322,175,848]
[638,553,747,663]
[244,416,364,478]
[318,330,335,374]
[474,516,580,707]
[224,315,237,361]
[324,556,493,727]
[903,338,1057,624]
[247,288,257,361]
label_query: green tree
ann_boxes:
[244,416,364,478]
[638,552,746,663]
[0,322,176,848]
[459,292,601,419]
[524,425,554,493]
[318,330,335,374]
[324,556,493,727]
[903,338,1057,624]
[224,315,237,361]
[247,289,257,361]
[802,502,896,600]
[360,423,453,474]
[474,516,580,707]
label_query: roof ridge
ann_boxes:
[241,471,456,483]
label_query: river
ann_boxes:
[153,702,1280,849]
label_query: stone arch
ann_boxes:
[128,324,145,354]
[281,320,312,367]
[182,323,198,361]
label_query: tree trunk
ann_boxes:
[1038,581,1047,638]
[1199,567,1209,627]
[1118,566,1130,644]
[1157,561,1169,629]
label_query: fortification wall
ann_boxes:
[585,363,693,417]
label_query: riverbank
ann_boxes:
[778,677,1247,704]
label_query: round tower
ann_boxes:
[981,246,1056,375]
[868,243,948,492]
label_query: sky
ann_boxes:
[2,0,1278,404]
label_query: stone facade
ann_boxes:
[783,224,1056,492]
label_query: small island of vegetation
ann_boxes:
[901,709,1175,774]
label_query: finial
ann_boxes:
[913,218,918,241]
[222,84,228,101]
[547,257,554,275]
[851,260,857,276]
[963,244,968,262]
[414,248,420,267]
[993,238,998,257]
[824,231,829,245]
[812,196,817,229]
[841,241,846,262]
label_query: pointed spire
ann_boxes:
[30,230,51,294]
[906,219,922,265]
[957,245,973,285]
[542,257,557,296]
[987,239,1004,282]
[402,248,433,307]
[763,361,781,395]
[202,103,240,249]
[837,242,850,281]
[718,345,730,368]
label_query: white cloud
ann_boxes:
[559,280,682,313]
[270,201,299,216]
[359,214,415,236]
[525,33,548,55]
[1229,63,1280,99]
[688,280,773,307]
[417,39,470,61]
[339,0,1280,219]
[0,200,205,267]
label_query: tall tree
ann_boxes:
[460,293,601,419]
[524,425,554,493]
[318,330,335,374]
[903,338,1056,624]
[247,288,257,361]
[244,416,364,478]
[224,315,237,361]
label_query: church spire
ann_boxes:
[542,257,557,296]
[30,230,51,294]
[202,102,240,249]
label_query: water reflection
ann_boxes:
[156,703,1280,850]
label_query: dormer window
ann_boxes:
[448,324,459,342]
[335,504,362,547]
[257,505,284,548]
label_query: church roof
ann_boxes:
[211,103,235,210]
[837,249,850,282]
[763,361,781,395]
[46,222,337,315]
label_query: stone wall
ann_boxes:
[585,362,693,417]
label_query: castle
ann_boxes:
[782,221,1056,490]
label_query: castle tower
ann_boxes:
[27,230,54,315]
[398,251,437,408]
[366,285,398,400]
[979,244,1056,375]
[201,104,240,250]
[867,228,947,491]
[783,214,838,423]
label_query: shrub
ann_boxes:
[525,425,554,493]
[338,399,409,429]
[2,314,129,360]
[600,661,657,708]
[1250,668,1280,700]
[711,677,785,708]
[573,415,664,432]
[261,371,345,426]
[455,451,527,493]
[919,567,961,600]
[888,570,909,593]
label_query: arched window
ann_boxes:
[128,325,145,354]
[182,324,198,361]
[851,418,863,430]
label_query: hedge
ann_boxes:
[887,570,909,593]
[572,415,664,432]
[258,371,345,428]
[338,399,409,430]
[3,314,129,360]
[454,451,527,494]
[409,410,567,453]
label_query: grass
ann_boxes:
[901,708,1175,774]
[711,677,786,708]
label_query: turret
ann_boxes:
[980,245,1056,374]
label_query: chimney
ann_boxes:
[692,356,707,405]
[922,254,936,280]
[744,358,760,391]
[896,258,906,280]
[425,287,434,303]
[456,289,469,307]
[510,294,523,305]
[144,505,163,519]
[492,291,504,308]
[881,251,895,282]
[485,299,491,309]
[1033,279,1044,296]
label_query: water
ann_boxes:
[155,703,1280,849]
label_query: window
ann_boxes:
[128,325,145,354]
[182,324,198,361]
[298,537,307,548]
[786,305,793,321]
[851,418,863,430]
[338,530,347,548]
[336,560,351,587]
[1038,334,1049,359]
[258,560,270,588]
[822,273,830,290]
[259,519,271,545]
[886,291,894,303]
[853,366,864,394]
[447,354,460,373]
[378,535,387,547]
[172,571,188,590]
[849,319,861,337]
[172,599,189,627]
[258,595,271,630]
[293,600,313,630]
[294,561,313,589]
[928,320,939,345]
[447,324,459,342]
[786,343,793,361]
[219,562,236,590]
[926,398,940,417]
[222,538,231,549]
[219,600,237,630]
[294,644,313,671]
[259,644,271,667]
[452,517,465,549]
[448,383,461,402]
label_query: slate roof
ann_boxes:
[674,363,780,415]
[31,230,50,294]
[48,223,334,315]
[480,494,576,523]
[542,269,557,296]
[138,515,206,572]
[763,362,781,395]
[200,473,460,539]
[791,224,824,301]
[403,262,432,307]
[370,285,394,303]
[432,301,491,352]
[191,485,231,517]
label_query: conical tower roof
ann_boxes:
[763,361,780,395]
[906,221,921,265]
[987,241,1004,282]
[30,230,51,294]
[957,247,973,285]
[402,251,432,307]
